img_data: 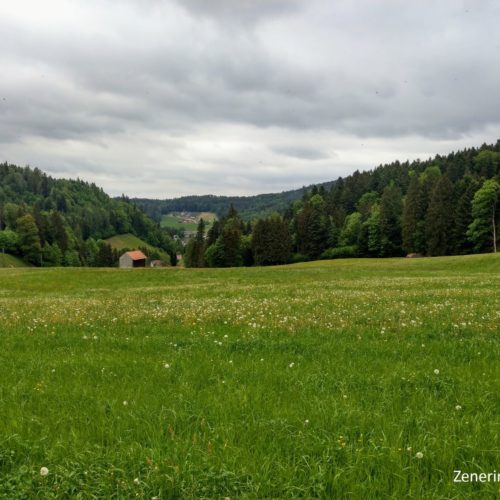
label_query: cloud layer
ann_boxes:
[1,0,499,197]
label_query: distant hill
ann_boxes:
[133,181,336,222]
[0,253,31,268]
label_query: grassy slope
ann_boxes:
[0,253,30,268]
[105,233,155,251]
[0,254,498,497]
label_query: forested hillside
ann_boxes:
[0,164,176,266]
[2,141,498,268]
[183,142,500,268]
[133,181,335,222]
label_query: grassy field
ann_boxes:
[0,253,30,268]
[161,212,216,231]
[0,254,498,498]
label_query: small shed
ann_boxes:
[119,250,147,268]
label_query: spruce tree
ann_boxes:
[402,174,424,254]
[252,215,291,266]
[425,176,454,256]
[379,183,403,257]
[451,177,479,254]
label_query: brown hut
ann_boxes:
[119,250,147,268]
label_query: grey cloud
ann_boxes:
[174,0,302,24]
[272,146,331,161]
[1,0,500,196]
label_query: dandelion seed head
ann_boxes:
[40,467,49,476]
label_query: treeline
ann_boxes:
[133,181,335,222]
[0,163,177,266]
[184,143,499,267]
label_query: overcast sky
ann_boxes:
[1,0,500,198]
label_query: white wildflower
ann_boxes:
[40,467,49,477]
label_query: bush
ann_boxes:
[320,245,358,260]
[290,253,308,263]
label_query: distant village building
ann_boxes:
[119,250,147,268]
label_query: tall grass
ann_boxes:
[0,254,498,497]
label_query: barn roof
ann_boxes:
[124,250,147,260]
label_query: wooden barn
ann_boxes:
[119,250,147,268]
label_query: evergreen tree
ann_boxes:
[402,174,425,254]
[184,218,206,268]
[366,204,381,256]
[96,241,115,267]
[252,215,291,266]
[219,221,242,267]
[379,183,403,257]
[295,195,329,259]
[425,176,454,256]
[206,220,221,247]
[49,211,69,252]
[451,177,479,255]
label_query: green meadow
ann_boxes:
[0,255,498,498]
[160,212,216,231]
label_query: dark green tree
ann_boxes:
[425,176,454,256]
[16,214,42,264]
[184,218,206,268]
[467,179,499,253]
[252,215,291,266]
[379,183,403,257]
[451,177,479,254]
[41,243,63,267]
[402,174,425,254]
